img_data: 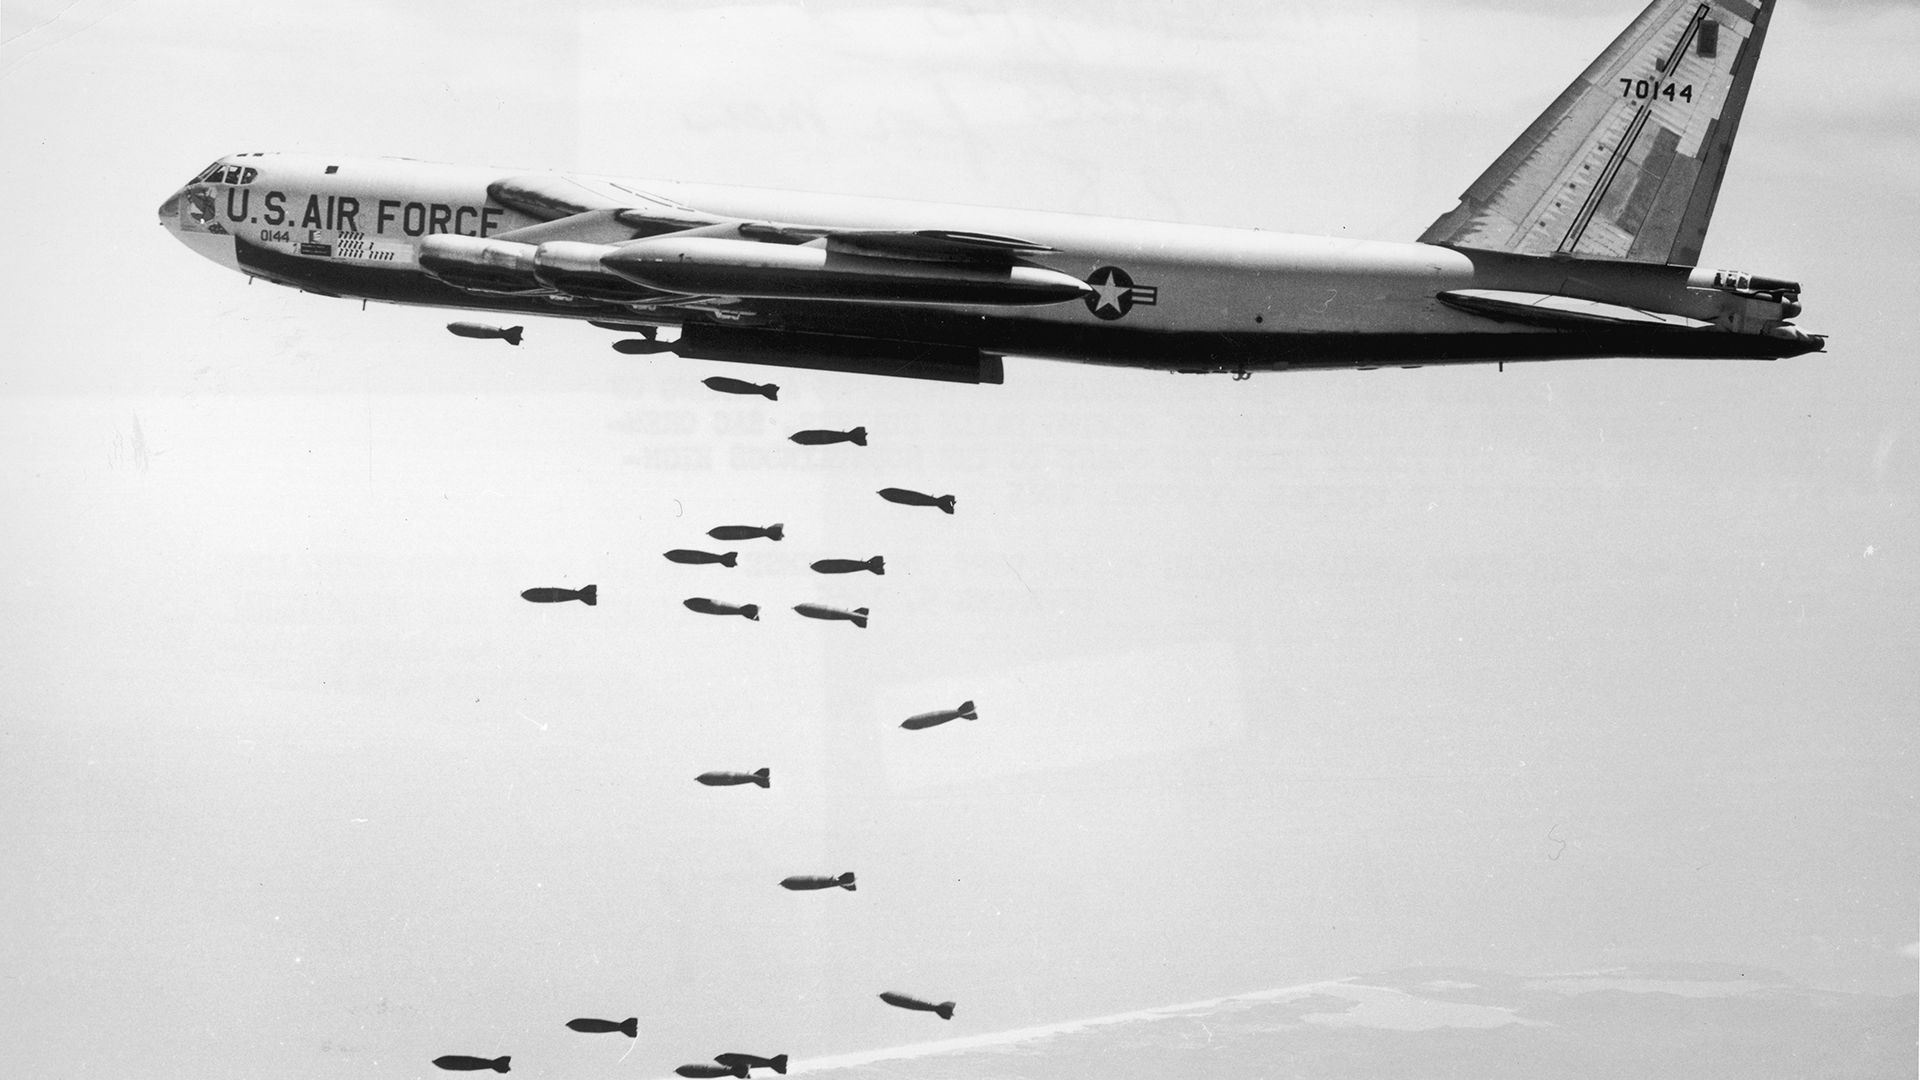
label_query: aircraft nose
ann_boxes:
[158,188,182,227]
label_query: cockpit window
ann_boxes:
[190,163,259,185]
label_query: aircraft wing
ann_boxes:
[444,172,1088,313]
[488,172,698,220]
[735,224,1059,262]
[1436,288,1715,330]
[487,174,1058,266]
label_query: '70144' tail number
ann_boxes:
[1620,78,1693,102]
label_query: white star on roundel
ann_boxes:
[1085,267,1136,319]
[1091,273,1130,313]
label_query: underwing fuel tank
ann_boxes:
[600,237,1093,305]
[534,240,671,302]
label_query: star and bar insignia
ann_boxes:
[1084,266,1158,320]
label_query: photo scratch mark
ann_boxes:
[1003,556,1039,603]
[107,413,157,471]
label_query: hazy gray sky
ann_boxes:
[3,1,1915,1078]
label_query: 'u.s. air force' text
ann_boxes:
[217,189,504,236]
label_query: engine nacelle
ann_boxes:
[417,235,542,294]
[534,241,674,302]
[601,237,1093,306]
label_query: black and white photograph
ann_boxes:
[4,1,1915,1077]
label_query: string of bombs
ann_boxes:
[453,372,972,1076]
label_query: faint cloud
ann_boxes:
[1300,983,1540,1030]
[1873,427,1898,479]
[1526,976,1775,998]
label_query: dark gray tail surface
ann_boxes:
[1419,0,1779,265]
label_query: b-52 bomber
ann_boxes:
[158,0,1819,383]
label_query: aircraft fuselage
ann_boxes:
[159,153,1819,378]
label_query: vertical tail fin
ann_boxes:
[753,767,770,788]
[766,524,784,541]
[721,552,738,568]
[1419,0,1778,266]
[838,872,857,891]
[620,1018,638,1038]
[868,556,884,575]
[851,608,869,629]
[741,604,760,621]
[957,701,977,720]
[849,427,867,446]
[935,1002,955,1020]
[502,326,524,346]
[937,496,956,515]
[769,1054,788,1074]
[578,585,598,606]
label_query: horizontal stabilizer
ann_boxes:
[1438,289,1715,330]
